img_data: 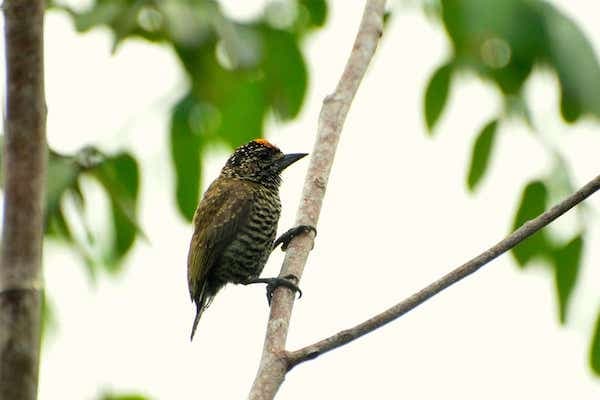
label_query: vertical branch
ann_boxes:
[248,1,386,399]
[0,1,47,399]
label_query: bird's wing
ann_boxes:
[187,178,254,302]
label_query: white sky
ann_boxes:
[3,0,600,399]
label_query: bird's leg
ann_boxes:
[273,225,317,252]
[242,274,302,305]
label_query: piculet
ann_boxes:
[187,139,313,340]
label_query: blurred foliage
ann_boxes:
[0,139,142,276]
[45,147,142,275]
[50,0,327,221]
[420,0,600,375]
[512,180,584,324]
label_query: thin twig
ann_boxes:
[248,1,386,399]
[286,173,600,368]
[0,1,47,399]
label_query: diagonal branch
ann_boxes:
[286,173,600,369]
[248,1,387,399]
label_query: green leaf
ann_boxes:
[170,94,203,221]
[217,79,266,147]
[552,235,583,324]
[92,152,141,269]
[67,3,124,33]
[45,207,72,239]
[299,0,327,27]
[511,180,551,267]
[59,1,164,50]
[424,62,453,133]
[46,151,81,219]
[441,0,544,94]
[560,88,582,123]
[590,310,600,376]
[466,119,498,191]
[262,27,307,120]
[540,3,600,121]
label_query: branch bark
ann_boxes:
[0,1,47,399]
[286,173,600,368]
[248,1,386,399]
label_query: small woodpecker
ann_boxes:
[187,139,313,340]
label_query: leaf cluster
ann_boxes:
[421,0,600,375]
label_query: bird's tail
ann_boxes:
[190,285,212,341]
[190,301,203,341]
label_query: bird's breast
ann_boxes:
[216,189,281,283]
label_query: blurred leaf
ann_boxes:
[591,311,600,376]
[511,180,551,267]
[299,0,328,27]
[552,235,583,324]
[262,27,307,120]
[41,292,57,341]
[92,152,141,269]
[46,207,73,240]
[441,0,544,94]
[46,152,81,218]
[58,1,165,50]
[467,119,498,191]
[66,3,124,32]
[540,3,600,121]
[217,79,266,147]
[560,88,582,123]
[424,62,453,133]
[171,94,203,221]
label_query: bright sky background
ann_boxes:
[2,0,600,399]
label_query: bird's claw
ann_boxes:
[273,225,317,252]
[266,274,302,305]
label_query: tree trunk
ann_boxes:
[0,1,47,399]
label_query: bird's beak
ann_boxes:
[277,153,308,171]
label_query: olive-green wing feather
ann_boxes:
[187,178,254,338]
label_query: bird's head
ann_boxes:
[222,139,308,188]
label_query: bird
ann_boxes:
[187,138,314,340]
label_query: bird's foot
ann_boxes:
[273,225,316,252]
[242,274,302,305]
